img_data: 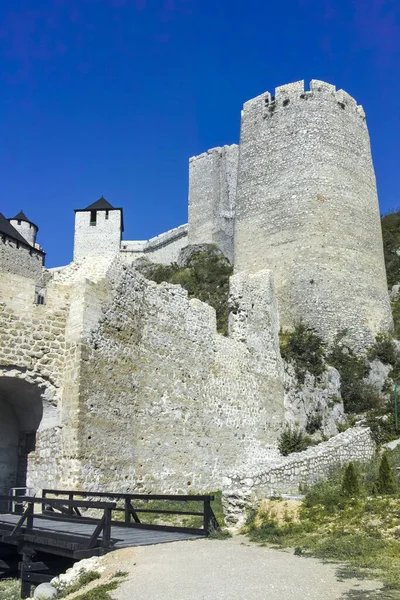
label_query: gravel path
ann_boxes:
[108,536,386,600]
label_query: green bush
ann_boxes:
[326,338,382,413]
[381,210,400,289]
[137,246,233,336]
[280,323,326,384]
[365,405,399,445]
[341,462,360,497]
[392,297,400,340]
[376,452,396,495]
[278,427,314,456]
[305,413,323,434]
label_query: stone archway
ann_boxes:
[0,376,57,494]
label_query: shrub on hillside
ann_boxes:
[381,210,400,289]
[278,427,315,456]
[341,462,360,498]
[326,338,381,413]
[376,452,396,495]
[280,323,326,384]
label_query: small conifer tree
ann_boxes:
[376,452,395,495]
[341,462,360,497]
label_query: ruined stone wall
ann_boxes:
[0,237,43,280]
[74,261,284,493]
[234,80,393,350]
[188,145,239,262]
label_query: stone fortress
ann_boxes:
[0,80,392,519]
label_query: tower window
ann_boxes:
[18,220,21,225]
[90,210,97,226]
[105,210,109,220]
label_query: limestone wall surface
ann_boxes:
[233,80,392,349]
[189,145,239,262]
[0,237,43,280]
[73,260,285,493]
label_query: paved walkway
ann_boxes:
[107,536,386,600]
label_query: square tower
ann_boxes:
[73,197,124,261]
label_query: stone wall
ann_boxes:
[224,427,376,525]
[73,209,122,261]
[0,236,43,280]
[188,145,239,262]
[233,80,393,350]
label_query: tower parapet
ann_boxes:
[234,79,392,349]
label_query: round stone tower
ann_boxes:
[233,79,393,349]
[9,210,38,247]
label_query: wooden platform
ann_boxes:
[0,513,202,548]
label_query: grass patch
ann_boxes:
[136,245,233,335]
[58,571,101,597]
[72,581,119,600]
[245,451,400,590]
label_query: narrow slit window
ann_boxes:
[105,210,109,220]
[90,210,97,226]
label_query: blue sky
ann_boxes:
[0,0,399,267]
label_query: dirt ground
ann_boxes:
[78,535,392,600]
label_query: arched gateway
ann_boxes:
[0,377,57,494]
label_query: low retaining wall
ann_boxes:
[223,427,375,526]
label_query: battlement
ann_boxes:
[243,79,365,120]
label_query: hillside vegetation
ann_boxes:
[382,210,400,338]
[136,245,233,335]
[245,449,400,594]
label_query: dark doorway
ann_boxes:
[0,378,44,495]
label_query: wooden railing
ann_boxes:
[42,489,220,535]
[0,495,116,550]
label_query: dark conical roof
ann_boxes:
[10,210,38,230]
[84,196,115,211]
[0,212,33,246]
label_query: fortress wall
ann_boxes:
[234,80,393,349]
[120,225,188,265]
[0,236,43,280]
[189,145,239,262]
[73,260,284,492]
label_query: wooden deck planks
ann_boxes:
[0,514,202,548]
